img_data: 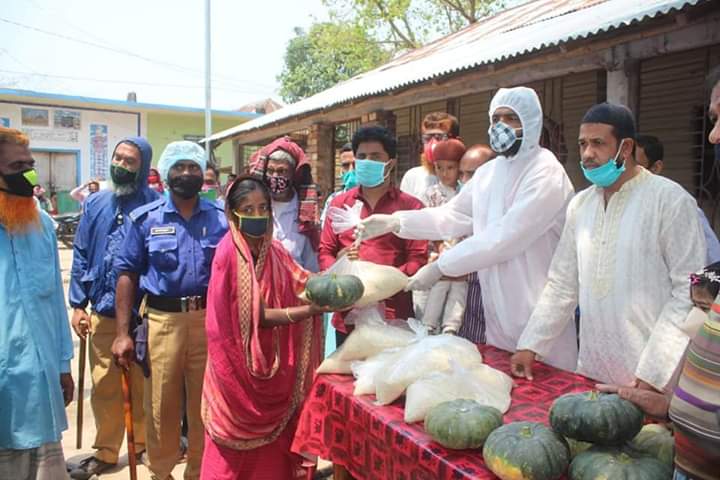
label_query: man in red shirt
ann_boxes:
[320,125,428,346]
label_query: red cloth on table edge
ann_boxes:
[291,345,595,480]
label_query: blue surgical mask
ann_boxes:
[341,170,357,190]
[355,159,388,188]
[581,139,626,188]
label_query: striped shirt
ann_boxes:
[669,304,720,479]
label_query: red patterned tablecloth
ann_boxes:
[291,345,595,480]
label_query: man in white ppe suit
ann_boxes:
[357,86,579,370]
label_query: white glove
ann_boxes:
[355,213,401,242]
[405,262,443,291]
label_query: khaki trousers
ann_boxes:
[90,313,146,464]
[144,307,207,480]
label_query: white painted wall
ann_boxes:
[0,101,147,185]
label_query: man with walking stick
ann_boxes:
[68,137,158,479]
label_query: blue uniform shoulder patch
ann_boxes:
[129,198,165,222]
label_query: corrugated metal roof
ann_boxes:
[208,0,702,143]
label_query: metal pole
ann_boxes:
[204,0,212,164]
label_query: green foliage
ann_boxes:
[277,23,391,103]
[324,0,505,50]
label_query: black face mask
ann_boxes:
[110,164,138,186]
[168,174,203,199]
[0,169,37,197]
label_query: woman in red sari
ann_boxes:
[201,176,334,479]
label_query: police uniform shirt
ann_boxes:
[115,197,228,298]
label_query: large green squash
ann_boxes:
[629,424,674,468]
[305,274,364,309]
[482,421,570,480]
[565,437,593,459]
[424,399,503,450]
[570,446,672,479]
[549,391,643,445]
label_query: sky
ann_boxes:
[0,0,329,110]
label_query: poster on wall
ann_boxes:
[21,108,49,127]
[22,128,79,142]
[90,124,109,180]
[54,109,81,129]
[0,118,9,127]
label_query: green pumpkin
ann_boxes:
[483,421,570,480]
[565,437,593,458]
[424,399,503,450]
[570,446,672,480]
[305,274,364,309]
[549,391,644,445]
[629,424,674,468]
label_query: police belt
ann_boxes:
[147,294,207,313]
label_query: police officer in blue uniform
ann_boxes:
[112,141,227,480]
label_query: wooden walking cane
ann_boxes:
[121,365,138,480]
[76,335,87,449]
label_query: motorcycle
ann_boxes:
[54,212,81,246]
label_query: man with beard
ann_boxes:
[112,141,227,480]
[0,127,74,478]
[68,137,158,478]
[357,87,579,371]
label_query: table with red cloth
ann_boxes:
[291,345,595,480]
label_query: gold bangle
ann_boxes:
[285,307,294,323]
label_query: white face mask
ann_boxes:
[681,306,709,337]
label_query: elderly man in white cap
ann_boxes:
[112,141,227,480]
[357,87,579,371]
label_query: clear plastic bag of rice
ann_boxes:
[325,256,408,308]
[374,334,483,405]
[351,348,405,396]
[403,362,513,423]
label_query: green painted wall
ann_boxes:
[146,112,246,178]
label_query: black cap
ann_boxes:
[581,102,636,140]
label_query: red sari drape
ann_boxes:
[201,226,322,478]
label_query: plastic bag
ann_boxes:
[328,200,363,234]
[351,348,404,396]
[327,256,408,308]
[403,363,513,423]
[316,350,354,374]
[336,306,415,361]
[374,334,483,405]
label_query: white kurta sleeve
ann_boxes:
[515,197,580,358]
[634,192,706,390]
[394,179,474,241]
[436,162,572,277]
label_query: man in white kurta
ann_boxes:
[513,102,706,390]
[358,87,579,370]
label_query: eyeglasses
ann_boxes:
[422,133,448,143]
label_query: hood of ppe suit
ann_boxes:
[488,87,543,159]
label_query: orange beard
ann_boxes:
[0,191,40,234]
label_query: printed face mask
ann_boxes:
[488,121,522,154]
[423,138,439,165]
[268,175,290,195]
[0,168,38,197]
[233,213,269,238]
[355,159,388,188]
[581,139,626,188]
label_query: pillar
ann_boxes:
[306,122,335,210]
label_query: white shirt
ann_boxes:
[394,87,578,371]
[400,166,437,205]
[517,168,706,389]
[272,193,319,272]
